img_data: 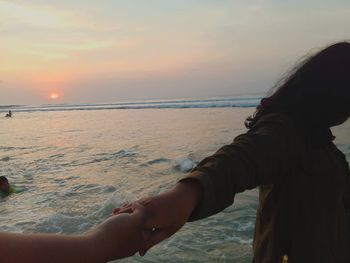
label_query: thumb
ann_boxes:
[129,202,147,223]
[139,228,172,256]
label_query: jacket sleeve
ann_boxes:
[343,160,350,210]
[180,113,295,221]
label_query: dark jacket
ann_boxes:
[182,113,350,263]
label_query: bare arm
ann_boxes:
[0,232,97,263]
[0,204,147,263]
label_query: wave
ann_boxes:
[174,156,197,172]
[0,97,261,113]
[0,105,23,109]
[143,158,171,166]
[1,156,11,162]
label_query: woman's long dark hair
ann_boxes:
[246,42,350,130]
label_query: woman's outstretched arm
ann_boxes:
[0,203,147,263]
[114,113,297,255]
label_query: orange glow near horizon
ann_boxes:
[49,93,60,100]
[1,1,349,105]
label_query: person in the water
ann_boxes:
[0,176,16,197]
[5,110,12,118]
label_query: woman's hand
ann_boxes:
[89,203,150,262]
[113,180,202,256]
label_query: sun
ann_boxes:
[49,93,59,100]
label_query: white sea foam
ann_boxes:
[174,156,196,172]
[36,213,92,234]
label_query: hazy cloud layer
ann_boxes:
[0,0,349,104]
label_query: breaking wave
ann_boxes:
[0,97,260,113]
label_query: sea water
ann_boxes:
[0,97,349,263]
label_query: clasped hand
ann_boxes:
[112,181,202,256]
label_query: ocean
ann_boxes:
[0,97,349,263]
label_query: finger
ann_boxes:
[139,229,172,256]
[117,206,134,214]
[113,197,152,215]
[138,197,152,206]
[129,202,147,222]
[112,208,120,215]
[122,202,132,208]
[112,206,134,216]
[138,229,153,256]
[112,201,132,214]
[141,229,152,242]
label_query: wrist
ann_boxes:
[172,180,202,218]
[85,231,111,263]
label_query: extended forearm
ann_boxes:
[0,232,102,263]
[172,180,203,219]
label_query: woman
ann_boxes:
[115,42,350,262]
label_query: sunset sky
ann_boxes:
[0,0,349,104]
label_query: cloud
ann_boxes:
[0,1,115,31]
[1,1,350,104]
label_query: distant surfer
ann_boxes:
[5,110,12,118]
[0,176,16,197]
